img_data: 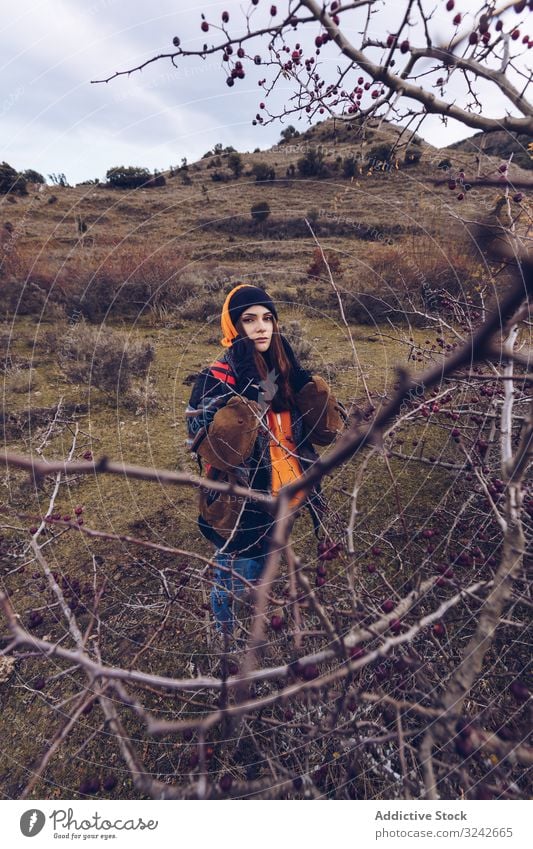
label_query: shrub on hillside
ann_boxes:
[211,171,232,182]
[342,155,361,178]
[250,201,271,223]
[0,162,27,195]
[21,169,45,184]
[251,162,276,182]
[306,247,343,279]
[227,152,243,178]
[279,320,312,363]
[404,147,422,165]
[366,143,395,169]
[106,166,152,189]
[297,148,328,178]
[59,322,154,396]
[280,125,300,142]
[0,241,189,321]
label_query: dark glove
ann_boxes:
[231,334,262,402]
[280,335,313,393]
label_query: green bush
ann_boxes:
[0,162,27,195]
[21,169,45,184]
[297,148,328,178]
[250,201,271,223]
[211,171,232,182]
[342,156,361,178]
[106,166,152,189]
[404,147,422,165]
[251,162,276,182]
[280,125,300,142]
[366,143,395,168]
[227,152,243,178]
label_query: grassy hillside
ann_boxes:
[0,116,531,800]
[448,128,532,171]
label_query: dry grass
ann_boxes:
[0,118,531,799]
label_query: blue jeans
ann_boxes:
[211,549,268,633]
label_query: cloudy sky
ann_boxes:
[1,0,526,184]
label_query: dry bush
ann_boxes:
[122,377,159,414]
[2,366,37,395]
[307,247,343,280]
[0,242,189,321]
[279,319,313,363]
[58,321,154,397]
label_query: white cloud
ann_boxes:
[1,0,529,182]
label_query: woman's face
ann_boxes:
[239,305,274,352]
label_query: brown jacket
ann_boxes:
[187,363,345,553]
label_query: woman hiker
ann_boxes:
[186,284,346,639]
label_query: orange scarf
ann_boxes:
[266,408,306,509]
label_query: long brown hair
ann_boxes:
[234,316,296,412]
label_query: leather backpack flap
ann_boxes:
[196,395,262,472]
[294,375,345,445]
[199,469,247,538]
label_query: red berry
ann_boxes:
[270,614,284,631]
[510,681,529,702]
[511,29,520,40]
[390,618,402,634]
[103,774,117,792]
[453,13,462,25]
[381,599,395,613]
[400,39,410,53]
[446,0,454,10]
[79,776,100,795]
[221,11,229,23]
[433,622,445,637]
[350,646,366,660]
[83,450,93,461]
[219,773,233,792]
[302,663,318,680]
[201,21,209,32]
[469,32,479,44]
[270,4,277,14]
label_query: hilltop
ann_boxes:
[448,128,532,171]
[1,116,531,326]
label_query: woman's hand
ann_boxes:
[231,333,262,401]
[280,335,313,393]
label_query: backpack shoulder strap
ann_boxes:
[209,359,237,386]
